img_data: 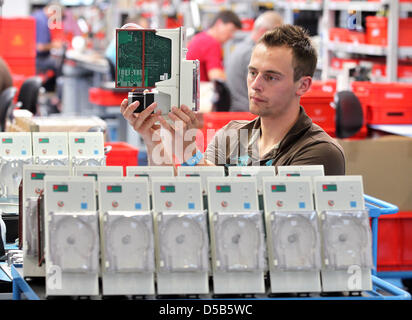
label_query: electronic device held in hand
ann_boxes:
[116,27,199,116]
[128,91,155,113]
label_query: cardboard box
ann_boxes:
[11,115,106,132]
[338,135,412,211]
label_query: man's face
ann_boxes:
[216,21,238,43]
[247,44,299,118]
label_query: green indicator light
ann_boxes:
[107,185,122,193]
[135,174,149,177]
[272,185,286,192]
[160,185,175,193]
[83,173,98,181]
[2,138,12,144]
[31,172,45,180]
[53,184,68,192]
[186,174,200,177]
[237,174,251,177]
[75,138,85,143]
[39,138,49,144]
[286,173,300,177]
[323,184,337,192]
[216,185,231,193]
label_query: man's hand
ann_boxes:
[158,105,201,163]
[120,99,162,147]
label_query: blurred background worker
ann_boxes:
[0,57,13,95]
[32,2,64,91]
[186,10,242,82]
[226,11,283,112]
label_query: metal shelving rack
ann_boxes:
[321,0,412,82]
[273,0,323,25]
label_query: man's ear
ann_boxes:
[296,76,312,97]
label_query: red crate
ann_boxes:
[331,57,360,70]
[352,81,412,124]
[348,30,366,44]
[89,87,128,106]
[352,81,412,108]
[105,142,139,175]
[0,17,36,58]
[302,100,336,136]
[302,80,336,136]
[4,57,36,77]
[196,112,257,152]
[366,16,412,46]
[302,80,367,138]
[329,28,349,42]
[306,79,336,96]
[371,63,412,79]
[377,211,412,272]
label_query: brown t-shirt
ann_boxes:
[204,107,345,175]
[0,57,13,94]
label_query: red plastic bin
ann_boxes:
[331,58,360,70]
[329,28,349,42]
[4,57,36,77]
[105,142,139,175]
[0,17,36,58]
[89,87,128,107]
[366,16,412,46]
[302,80,367,138]
[348,31,366,44]
[371,63,412,79]
[302,80,336,136]
[377,211,412,272]
[352,81,412,124]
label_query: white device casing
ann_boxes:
[207,177,265,294]
[44,176,99,296]
[22,165,71,278]
[313,175,372,292]
[98,177,155,295]
[151,176,209,294]
[262,176,322,293]
[68,132,105,168]
[32,132,69,166]
[0,132,33,198]
[177,165,225,195]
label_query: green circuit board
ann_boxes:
[116,29,172,88]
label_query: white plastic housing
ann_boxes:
[156,210,208,272]
[212,211,265,272]
[320,210,373,270]
[269,211,321,271]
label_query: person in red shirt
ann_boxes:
[187,10,242,82]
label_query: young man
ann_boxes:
[120,25,345,175]
[186,10,242,82]
[227,10,283,112]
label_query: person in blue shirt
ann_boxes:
[32,3,64,90]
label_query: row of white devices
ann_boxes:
[0,132,105,198]
[22,164,373,297]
